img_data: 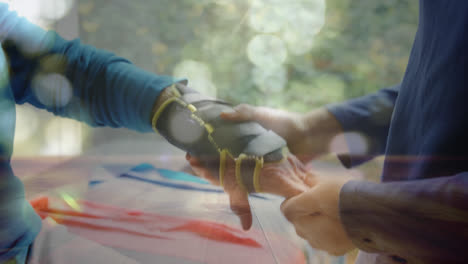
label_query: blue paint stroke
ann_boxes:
[130,163,155,172]
[119,173,267,200]
[119,173,224,194]
[89,180,104,186]
[131,163,209,185]
[157,168,209,185]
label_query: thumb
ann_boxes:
[280,189,320,222]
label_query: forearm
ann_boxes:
[7,30,183,132]
[340,175,468,263]
[298,107,344,157]
[293,85,399,162]
[326,84,399,167]
[1,4,184,132]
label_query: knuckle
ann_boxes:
[236,103,250,110]
[282,210,294,222]
[229,201,246,213]
[236,104,254,115]
[280,201,287,214]
[294,228,306,238]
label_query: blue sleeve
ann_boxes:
[0,6,184,261]
[4,12,184,133]
[326,84,399,167]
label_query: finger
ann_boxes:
[220,104,255,121]
[260,165,309,198]
[280,189,320,222]
[259,155,312,198]
[186,154,220,185]
[186,155,205,176]
[303,172,318,187]
[191,163,219,185]
[185,152,199,164]
[186,153,218,167]
[228,188,252,230]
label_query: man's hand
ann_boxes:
[221,105,345,162]
[187,152,314,230]
[280,175,356,256]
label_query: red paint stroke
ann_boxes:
[163,221,262,248]
[30,196,261,248]
[29,196,49,219]
[77,201,260,247]
[41,207,157,224]
[50,216,169,240]
[43,208,104,219]
[78,199,177,222]
[29,196,306,264]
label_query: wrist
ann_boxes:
[303,107,343,136]
[299,107,344,157]
[150,84,181,127]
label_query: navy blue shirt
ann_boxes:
[329,1,468,263]
[329,1,468,182]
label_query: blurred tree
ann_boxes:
[78,0,418,112]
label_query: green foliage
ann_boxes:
[79,0,418,113]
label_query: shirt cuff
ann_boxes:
[339,180,381,253]
[135,76,187,133]
[327,104,377,168]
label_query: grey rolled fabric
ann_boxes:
[152,85,287,193]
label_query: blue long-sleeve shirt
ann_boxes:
[328,1,468,263]
[0,4,181,261]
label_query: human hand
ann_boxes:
[187,152,314,230]
[280,175,356,256]
[221,105,344,162]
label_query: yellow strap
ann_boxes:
[235,154,248,192]
[151,97,184,133]
[169,85,181,97]
[253,157,264,193]
[187,104,197,113]
[204,123,214,134]
[219,149,228,187]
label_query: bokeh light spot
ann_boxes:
[61,193,81,211]
[282,30,316,55]
[39,0,74,21]
[330,132,368,155]
[168,111,205,145]
[248,0,284,33]
[32,73,73,108]
[174,60,217,96]
[247,34,287,69]
[252,66,287,93]
[7,0,41,22]
[42,117,82,155]
[14,105,39,143]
